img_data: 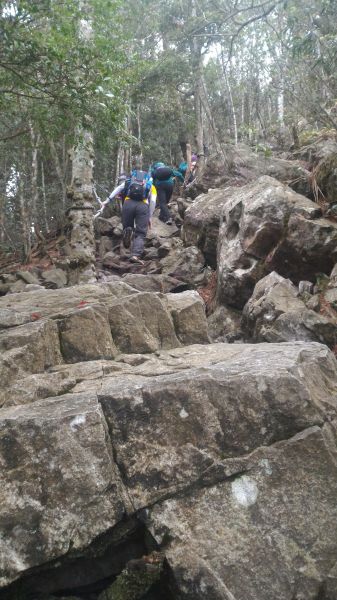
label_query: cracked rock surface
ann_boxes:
[1,283,337,599]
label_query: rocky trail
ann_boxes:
[2,142,337,600]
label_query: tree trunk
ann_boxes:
[18,171,31,262]
[64,3,96,284]
[49,139,67,208]
[200,75,224,156]
[41,161,49,233]
[65,127,96,283]
[220,51,238,145]
[114,144,122,185]
[191,0,204,166]
[136,104,143,168]
[30,124,40,232]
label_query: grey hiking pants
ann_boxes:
[156,181,174,222]
[122,199,149,257]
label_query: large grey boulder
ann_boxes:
[58,305,117,362]
[0,284,212,410]
[98,342,337,508]
[164,290,209,345]
[145,426,337,600]
[41,268,67,289]
[186,144,310,199]
[0,319,63,374]
[107,291,180,354]
[207,304,243,342]
[0,392,128,587]
[182,188,232,268]
[217,176,337,308]
[1,339,337,598]
[242,271,337,347]
[160,243,206,285]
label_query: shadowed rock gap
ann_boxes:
[0,519,177,600]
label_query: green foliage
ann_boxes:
[0,0,128,133]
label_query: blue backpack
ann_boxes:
[125,170,150,201]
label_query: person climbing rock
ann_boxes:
[105,167,156,265]
[151,161,184,224]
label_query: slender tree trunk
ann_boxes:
[200,75,224,156]
[136,104,143,168]
[0,193,5,246]
[277,82,285,132]
[18,172,31,261]
[49,140,67,208]
[115,144,122,185]
[41,161,49,233]
[30,124,40,231]
[194,62,204,160]
[221,51,238,145]
[191,0,204,166]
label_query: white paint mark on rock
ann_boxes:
[179,408,189,419]
[259,458,273,476]
[70,414,86,431]
[231,476,258,508]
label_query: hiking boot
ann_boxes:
[123,227,133,249]
[129,255,144,265]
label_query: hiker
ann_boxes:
[104,168,156,264]
[178,154,199,185]
[151,162,184,224]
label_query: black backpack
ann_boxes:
[126,170,149,201]
[153,165,173,181]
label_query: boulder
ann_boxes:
[0,392,128,587]
[145,426,337,600]
[207,305,243,342]
[182,188,232,268]
[94,215,120,237]
[107,292,180,354]
[41,268,67,289]
[58,305,117,363]
[120,274,180,293]
[8,279,28,294]
[22,284,45,292]
[97,235,114,259]
[0,283,136,321]
[217,176,337,308]
[16,270,40,285]
[160,243,206,285]
[0,371,76,408]
[98,341,337,508]
[164,290,209,345]
[186,144,311,199]
[102,251,121,269]
[0,319,63,375]
[242,272,337,347]
[0,308,32,329]
[2,339,337,597]
[148,214,179,239]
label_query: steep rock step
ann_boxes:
[1,341,337,599]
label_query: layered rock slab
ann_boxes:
[0,393,128,587]
[0,283,209,407]
[1,341,337,597]
[98,342,337,508]
[145,427,337,600]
